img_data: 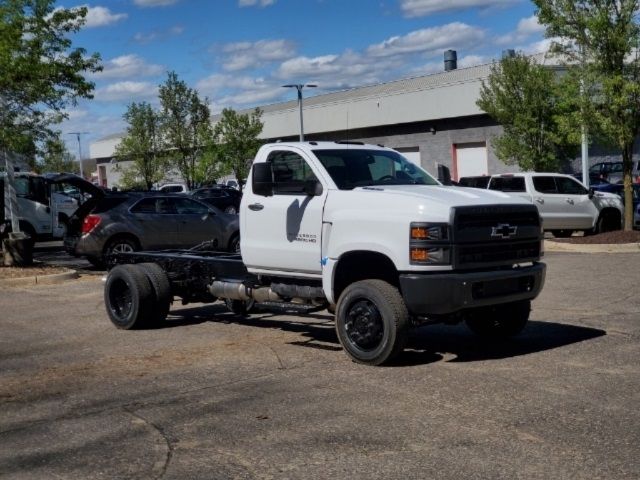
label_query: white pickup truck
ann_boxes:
[103,141,547,365]
[487,173,623,237]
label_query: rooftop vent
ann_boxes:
[444,50,457,71]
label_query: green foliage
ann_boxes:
[37,135,77,173]
[114,102,165,190]
[158,71,212,190]
[477,53,578,171]
[212,108,264,190]
[534,0,640,229]
[0,0,101,152]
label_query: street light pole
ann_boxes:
[282,84,316,141]
[67,131,89,178]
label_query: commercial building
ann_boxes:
[90,51,637,188]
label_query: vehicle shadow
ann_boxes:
[396,320,606,366]
[161,305,606,365]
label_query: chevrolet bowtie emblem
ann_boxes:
[491,223,517,239]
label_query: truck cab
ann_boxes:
[239,142,545,362]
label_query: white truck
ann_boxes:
[103,141,547,365]
[1,172,80,241]
[487,172,624,237]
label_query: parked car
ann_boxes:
[487,172,623,236]
[65,192,240,267]
[158,183,189,193]
[189,186,242,214]
[458,175,491,189]
[587,161,640,184]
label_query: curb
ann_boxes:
[545,240,640,254]
[0,269,79,287]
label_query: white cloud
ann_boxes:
[219,39,296,71]
[367,23,485,58]
[96,55,164,79]
[134,0,180,6]
[82,5,128,28]
[520,38,555,55]
[496,15,545,45]
[399,0,516,17]
[133,25,184,44]
[238,0,275,7]
[95,81,158,102]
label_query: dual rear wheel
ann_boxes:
[104,263,172,329]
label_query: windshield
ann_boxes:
[312,149,439,190]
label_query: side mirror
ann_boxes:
[303,179,323,196]
[252,163,274,197]
[588,187,595,199]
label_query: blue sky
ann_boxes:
[56,0,548,156]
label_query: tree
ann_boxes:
[477,53,578,172]
[0,1,101,151]
[158,71,212,190]
[535,0,640,230]
[212,108,264,191]
[0,0,100,238]
[114,102,165,190]
[38,135,77,173]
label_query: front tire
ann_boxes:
[335,279,409,366]
[465,300,531,338]
[104,264,154,329]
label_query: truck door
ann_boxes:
[15,176,53,236]
[554,176,597,229]
[530,176,578,229]
[242,149,326,275]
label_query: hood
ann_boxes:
[324,184,534,226]
[355,184,528,207]
[44,173,105,198]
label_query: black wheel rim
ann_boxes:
[109,278,132,322]
[344,299,384,351]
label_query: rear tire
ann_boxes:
[138,263,172,323]
[335,279,408,366]
[104,264,154,329]
[465,300,531,338]
[103,236,139,264]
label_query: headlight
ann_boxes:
[409,222,450,265]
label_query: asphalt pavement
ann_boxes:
[0,249,639,479]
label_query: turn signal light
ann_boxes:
[410,247,429,262]
[411,226,429,239]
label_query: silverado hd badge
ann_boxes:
[491,223,517,239]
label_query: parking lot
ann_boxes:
[1,250,639,479]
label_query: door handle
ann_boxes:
[248,203,264,211]
[535,198,544,204]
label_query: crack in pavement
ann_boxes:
[122,406,174,480]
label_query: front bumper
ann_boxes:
[399,262,546,316]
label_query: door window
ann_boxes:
[532,176,558,194]
[268,151,317,195]
[556,177,588,195]
[172,198,210,215]
[488,176,526,192]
